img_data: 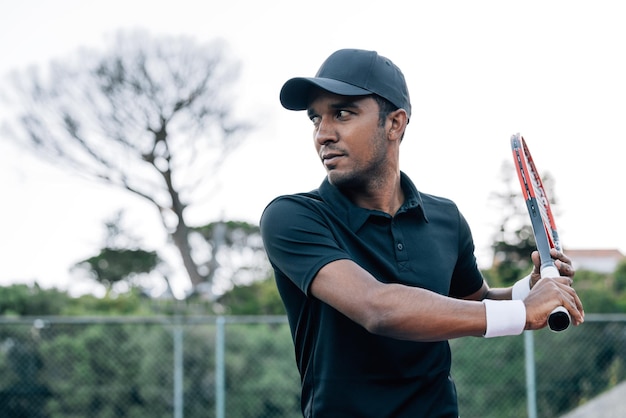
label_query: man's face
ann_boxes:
[307,91,389,191]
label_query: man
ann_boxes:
[260,49,584,417]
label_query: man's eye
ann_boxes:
[336,110,350,119]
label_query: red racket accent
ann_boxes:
[511,133,570,332]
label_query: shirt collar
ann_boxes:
[318,171,428,232]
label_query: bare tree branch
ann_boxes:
[2,30,253,292]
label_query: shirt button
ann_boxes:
[397,243,404,251]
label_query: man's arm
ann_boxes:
[462,248,583,331]
[310,259,487,342]
[464,248,577,302]
[310,258,584,343]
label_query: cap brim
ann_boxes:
[279,77,372,110]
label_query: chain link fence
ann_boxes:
[1,314,624,418]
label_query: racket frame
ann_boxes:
[510,133,570,332]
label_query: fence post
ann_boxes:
[524,331,537,418]
[173,320,184,418]
[216,316,226,418]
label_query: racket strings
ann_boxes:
[518,146,561,252]
[524,154,562,252]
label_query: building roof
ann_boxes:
[565,248,624,274]
[565,249,625,259]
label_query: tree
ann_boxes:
[190,220,270,299]
[614,258,626,293]
[216,277,285,315]
[2,30,252,294]
[71,211,164,295]
[70,215,270,301]
[0,284,70,316]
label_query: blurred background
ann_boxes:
[2,0,624,298]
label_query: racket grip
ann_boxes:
[540,264,571,332]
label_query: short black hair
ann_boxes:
[373,94,407,141]
[373,94,399,127]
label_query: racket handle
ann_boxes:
[540,264,571,332]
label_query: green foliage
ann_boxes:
[0,275,286,318]
[70,211,163,294]
[2,282,626,417]
[452,336,526,417]
[577,288,621,313]
[0,323,51,417]
[225,324,300,417]
[566,269,626,314]
[534,323,626,417]
[194,220,261,240]
[62,290,153,316]
[73,248,160,289]
[216,276,285,315]
[452,321,626,417]
[0,284,161,317]
[485,263,626,314]
[41,324,145,417]
[0,284,70,316]
[491,235,536,286]
[614,258,626,293]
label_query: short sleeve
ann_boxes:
[260,195,351,295]
[448,211,485,298]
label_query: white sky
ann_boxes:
[1,0,625,297]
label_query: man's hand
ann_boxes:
[524,274,584,329]
[529,248,575,288]
[524,249,584,330]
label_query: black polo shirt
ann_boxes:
[260,172,484,417]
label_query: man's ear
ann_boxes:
[387,109,409,142]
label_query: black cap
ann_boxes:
[279,49,411,119]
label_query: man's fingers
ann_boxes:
[550,248,575,278]
[556,280,584,325]
[555,259,575,277]
[530,277,584,327]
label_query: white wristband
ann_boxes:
[483,299,526,338]
[512,275,531,300]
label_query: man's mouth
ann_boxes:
[321,153,344,167]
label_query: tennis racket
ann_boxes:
[510,133,570,332]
